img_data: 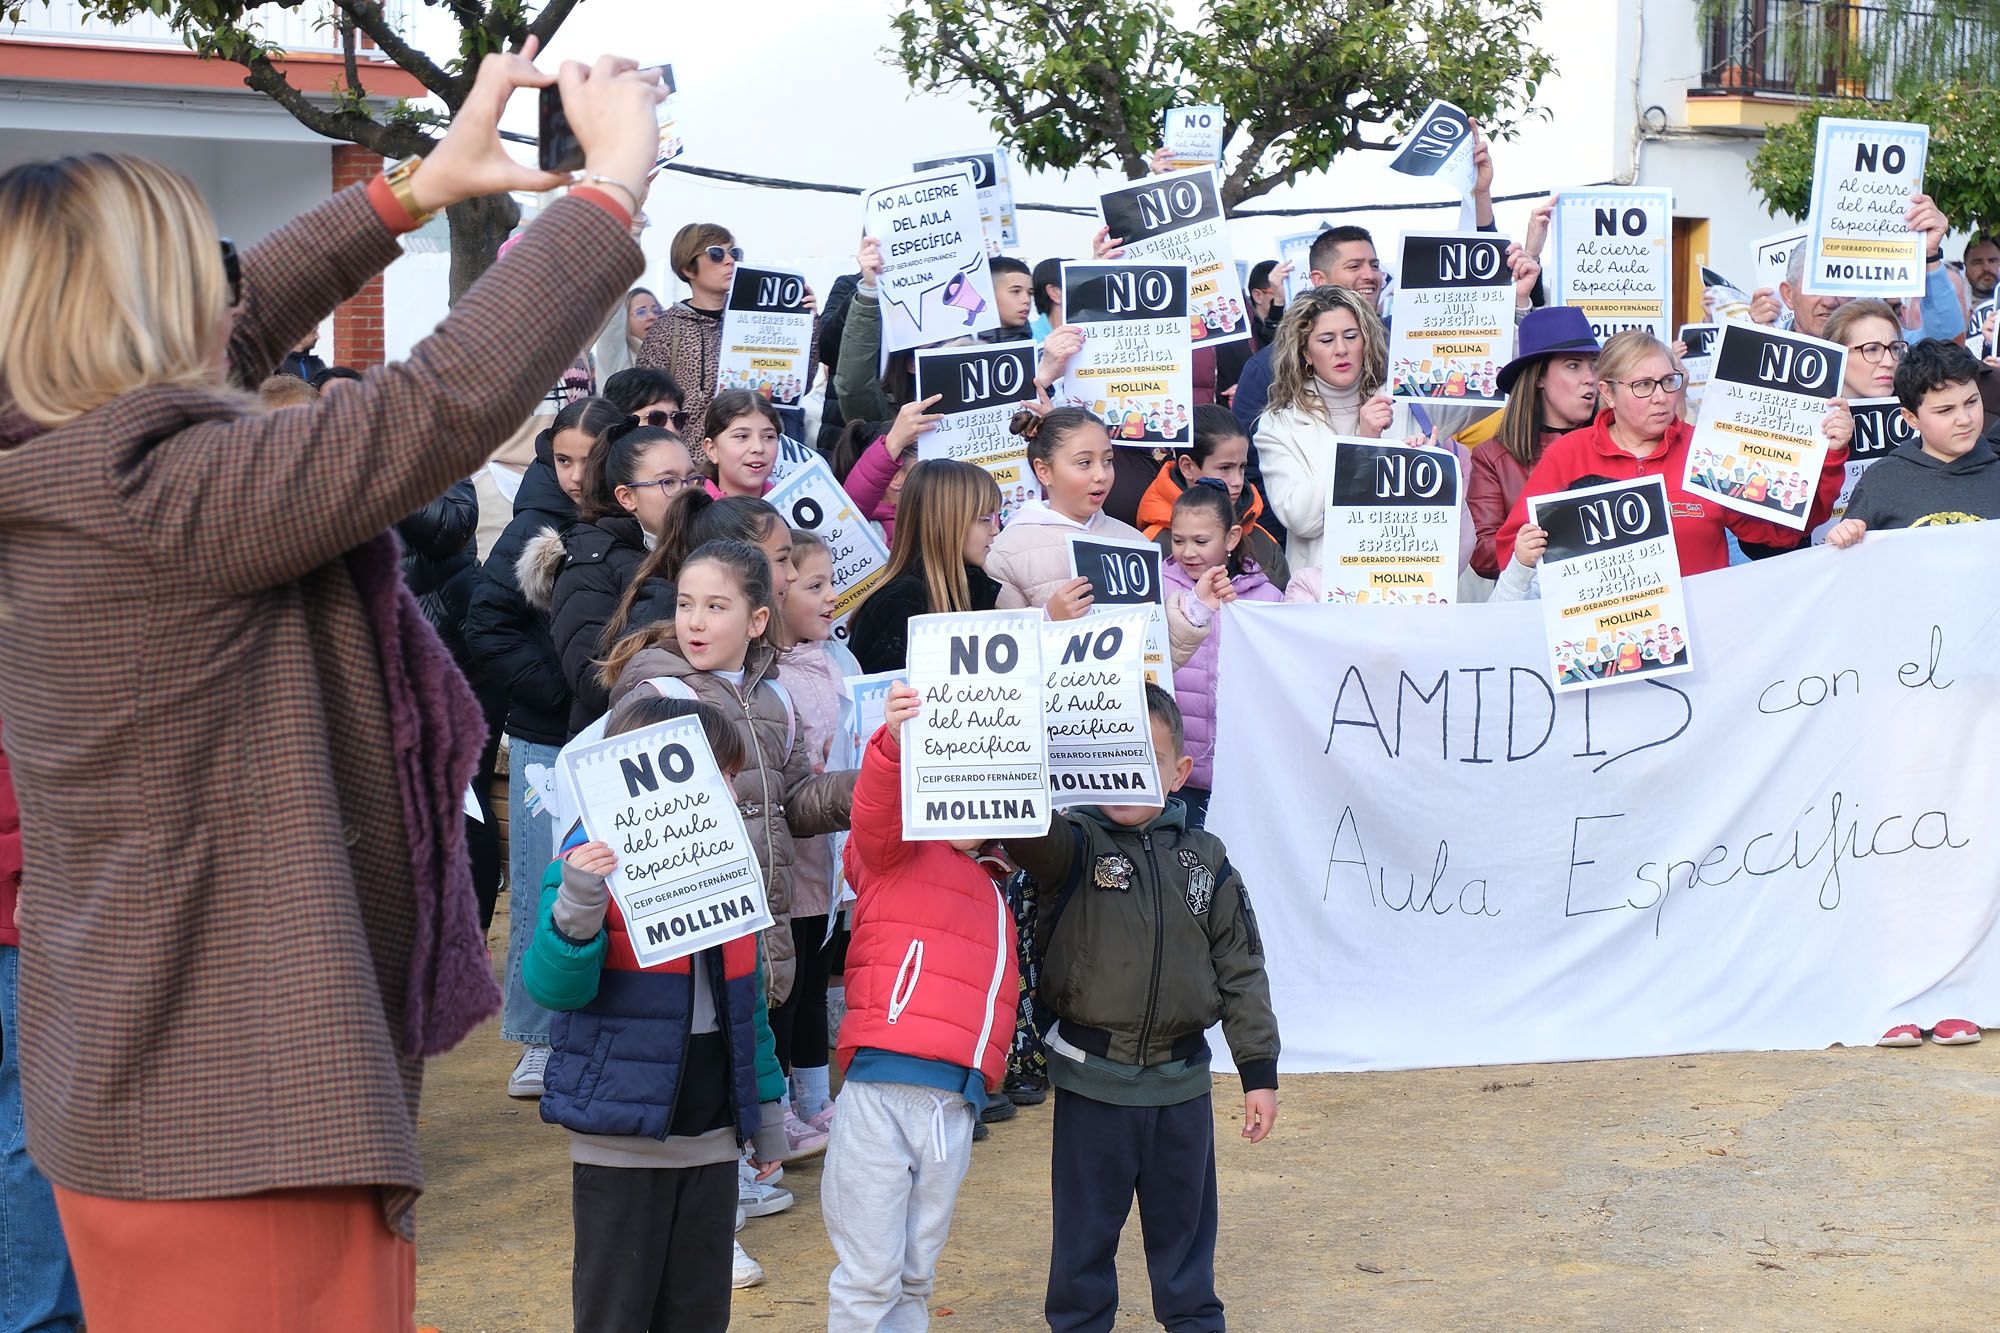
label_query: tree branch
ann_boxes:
[339,15,366,103]
[331,0,456,103]
[522,0,582,52]
[241,51,430,158]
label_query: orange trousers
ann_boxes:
[53,1184,415,1332]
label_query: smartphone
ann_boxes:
[538,64,675,174]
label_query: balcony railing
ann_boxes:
[8,0,410,56]
[1699,0,2000,99]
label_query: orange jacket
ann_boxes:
[1136,462,1290,587]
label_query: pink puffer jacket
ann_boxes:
[1163,558,1284,790]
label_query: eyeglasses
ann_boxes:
[628,475,695,495]
[1605,372,1687,398]
[703,245,745,264]
[219,238,242,306]
[644,409,690,431]
[1851,339,1909,364]
[630,303,664,320]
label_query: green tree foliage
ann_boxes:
[888,0,1555,209]
[6,0,586,297]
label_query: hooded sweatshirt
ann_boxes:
[1844,436,2000,531]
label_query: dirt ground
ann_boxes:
[416,910,2000,1332]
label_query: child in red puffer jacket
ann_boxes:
[822,682,1019,1328]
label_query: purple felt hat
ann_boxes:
[1496,306,1602,396]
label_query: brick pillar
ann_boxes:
[331,145,388,369]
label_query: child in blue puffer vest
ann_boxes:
[523,691,787,1332]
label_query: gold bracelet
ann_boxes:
[384,156,437,227]
[582,173,644,216]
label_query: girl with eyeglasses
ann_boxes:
[636,223,818,443]
[534,416,698,735]
[1496,330,1855,576]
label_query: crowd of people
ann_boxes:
[1,40,1998,1333]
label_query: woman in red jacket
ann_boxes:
[1467,307,1602,578]
[1496,330,1853,576]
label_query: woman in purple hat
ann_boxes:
[1466,306,1603,579]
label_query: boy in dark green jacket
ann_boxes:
[1004,685,1279,1333]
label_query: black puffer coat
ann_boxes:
[529,513,671,736]
[462,433,576,746]
[395,480,478,664]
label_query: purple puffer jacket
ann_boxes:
[1163,557,1284,791]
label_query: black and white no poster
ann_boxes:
[1058,261,1195,447]
[558,714,771,967]
[1064,531,1169,681]
[1321,439,1463,605]
[1388,99,1477,195]
[912,147,1018,252]
[1812,396,1915,544]
[1387,234,1514,406]
[1527,476,1693,694]
[914,343,1039,527]
[1098,167,1251,347]
[1679,321,1720,411]
[1684,322,1846,530]
[901,609,1049,840]
[1040,608,1162,811]
[716,266,812,408]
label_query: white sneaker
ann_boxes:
[740,1151,784,1188]
[732,1239,765,1289]
[739,1168,794,1218]
[507,1044,550,1098]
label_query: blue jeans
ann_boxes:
[0,946,82,1332]
[503,737,561,1045]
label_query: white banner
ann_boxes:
[559,715,771,967]
[1210,524,2000,1072]
[1552,186,1673,342]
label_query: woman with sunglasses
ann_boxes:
[537,416,699,734]
[1496,330,1854,576]
[0,46,663,1327]
[636,223,817,441]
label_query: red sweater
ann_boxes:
[0,719,18,948]
[837,728,1019,1090]
[1494,411,1848,577]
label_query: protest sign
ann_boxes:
[715,266,812,408]
[901,609,1049,840]
[1211,523,2000,1073]
[1277,229,1321,301]
[1388,99,1477,195]
[1163,105,1226,171]
[558,714,770,968]
[1803,118,1928,298]
[1040,608,1162,811]
[1812,396,1914,544]
[1058,261,1195,447]
[863,165,1001,354]
[1527,476,1692,692]
[766,434,818,486]
[1551,186,1673,341]
[841,670,905,766]
[652,64,685,165]
[1679,322,1719,411]
[1098,167,1251,347]
[1064,531,1169,681]
[912,148,1018,252]
[1320,439,1463,605]
[914,343,1038,526]
[1683,322,1846,530]
[1387,233,1514,406]
[1753,225,1808,311]
[764,452,892,639]
[1970,297,1997,357]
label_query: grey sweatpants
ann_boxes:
[821,1079,977,1332]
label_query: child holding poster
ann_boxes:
[821,679,1021,1328]
[1162,481,1284,827]
[605,538,858,1157]
[1827,339,2000,541]
[986,408,1146,613]
[1001,686,1278,1333]
[522,691,789,1324]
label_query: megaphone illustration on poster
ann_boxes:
[942,271,987,325]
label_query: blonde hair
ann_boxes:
[258,374,318,408]
[1822,298,1899,349]
[1267,286,1386,419]
[876,459,1003,615]
[0,154,231,427]
[1594,329,1673,388]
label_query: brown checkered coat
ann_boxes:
[0,185,641,1231]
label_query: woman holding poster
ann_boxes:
[1495,331,1854,576]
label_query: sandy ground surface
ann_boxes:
[415,911,2000,1332]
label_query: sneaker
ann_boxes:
[507,1044,551,1097]
[980,1097,1018,1125]
[740,1153,783,1189]
[973,1120,990,1143]
[739,1169,794,1218]
[1004,1071,1048,1106]
[1931,1018,1983,1045]
[734,1204,744,1234]
[1878,1024,1923,1048]
[783,1111,830,1161]
[807,1099,836,1134]
[732,1240,764,1289]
